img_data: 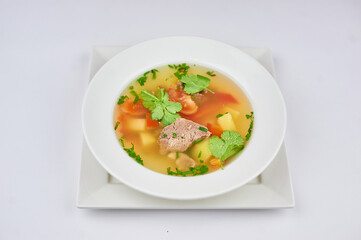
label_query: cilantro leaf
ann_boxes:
[130,90,140,104]
[137,76,147,86]
[209,130,244,168]
[206,71,216,77]
[117,95,128,104]
[119,139,143,165]
[180,74,214,94]
[141,89,182,126]
[245,112,254,141]
[167,165,209,177]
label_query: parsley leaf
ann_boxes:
[114,121,120,130]
[206,71,216,77]
[117,95,128,104]
[173,63,190,79]
[167,165,209,177]
[151,69,159,79]
[209,130,244,169]
[199,126,208,132]
[245,112,254,141]
[180,74,214,94]
[137,76,147,86]
[119,139,143,165]
[130,90,140,104]
[141,89,182,126]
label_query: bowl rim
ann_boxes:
[82,36,287,200]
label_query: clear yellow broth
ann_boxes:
[113,64,253,176]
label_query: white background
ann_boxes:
[1,0,360,239]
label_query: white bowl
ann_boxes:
[82,36,286,200]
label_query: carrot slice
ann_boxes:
[207,123,223,137]
[146,112,159,128]
[214,92,238,103]
[120,100,148,117]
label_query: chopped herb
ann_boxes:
[216,113,223,118]
[172,63,190,79]
[209,130,244,169]
[245,112,254,141]
[181,136,184,139]
[176,152,179,159]
[172,133,177,138]
[193,139,204,144]
[180,74,214,94]
[119,138,143,165]
[163,133,167,137]
[141,89,182,126]
[199,126,208,132]
[167,165,209,177]
[151,69,159,79]
[198,151,202,158]
[129,86,134,90]
[137,76,147,86]
[168,64,174,69]
[143,71,150,76]
[130,90,140,104]
[206,71,216,77]
[114,121,120,130]
[117,95,128,104]
[200,160,204,163]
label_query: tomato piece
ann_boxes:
[214,92,238,103]
[207,123,223,137]
[146,113,159,128]
[120,100,148,117]
[168,87,198,115]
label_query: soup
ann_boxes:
[113,64,253,176]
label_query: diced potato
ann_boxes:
[190,138,213,163]
[140,132,156,147]
[168,152,177,160]
[217,113,237,131]
[223,106,240,119]
[126,118,146,131]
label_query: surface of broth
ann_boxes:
[114,64,253,175]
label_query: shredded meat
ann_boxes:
[158,118,211,153]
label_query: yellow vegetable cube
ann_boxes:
[126,118,146,131]
[190,138,213,163]
[140,132,156,147]
[223,106,240,119]
[217,113,237,131]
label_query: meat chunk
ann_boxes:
[168,152,197,171]
[158,118,211,153]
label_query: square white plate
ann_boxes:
[77,46,294,209]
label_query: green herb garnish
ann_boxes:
[119,139,143,165]
[114,121,120,130]
[167,165,209,177]
[200,160,204,163]
[180,74,214,94]
[163,133,167,137]
[206,71,216,77]
[141,89,182,126]
[245,112,254,141]
[151,69,159,79]
[117,95,128,104]
[176,152,179,159]
[193,139,204,144]
[209,130,244,169]
[199,126,208,132]
[172,133,177,138]
[216,113,223,118]
[130,90,140,104]
[173,63,190,79]
[181,136,184,139]
[198,151,202,158]
[137,76,147,86]
[129,86,134,90]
